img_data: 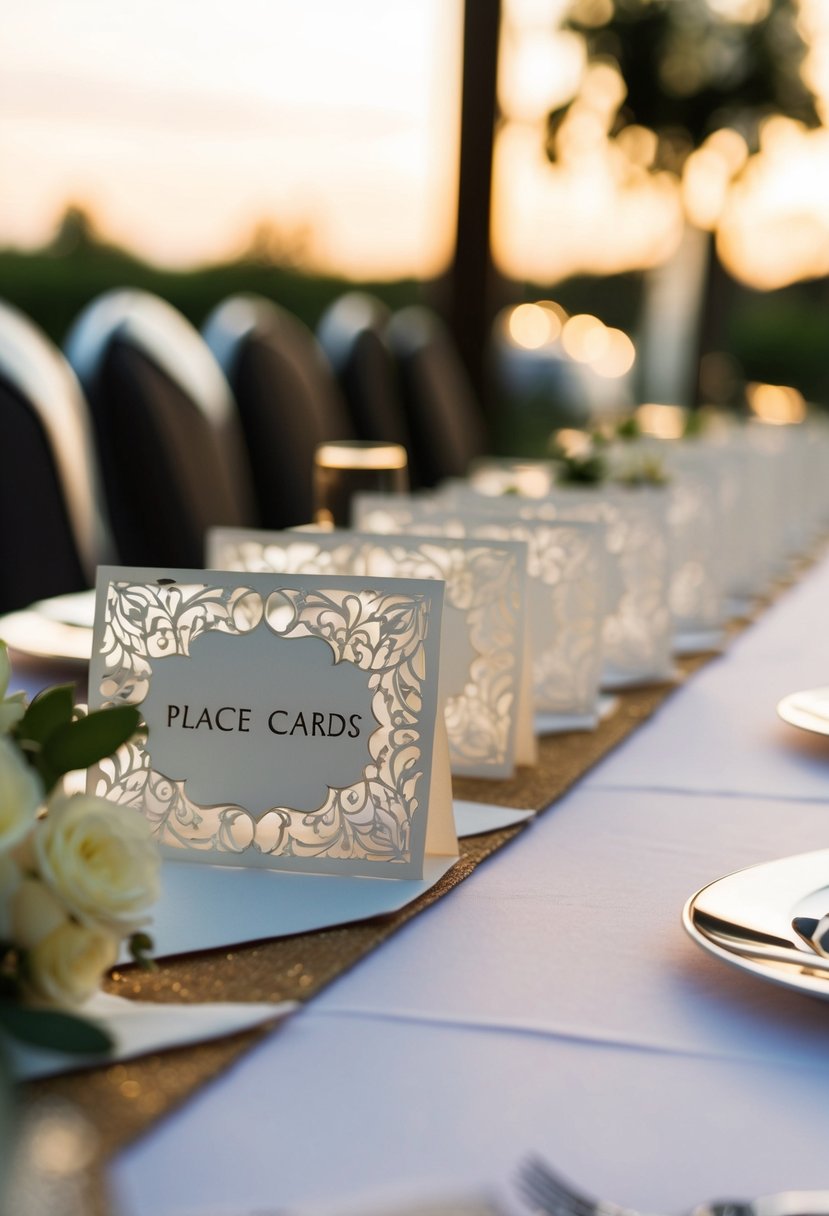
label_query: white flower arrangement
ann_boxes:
[0,642,158,1056]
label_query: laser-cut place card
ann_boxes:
[88,567,457,880]
[209,527,535,778]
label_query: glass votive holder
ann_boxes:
[313,441,409,528]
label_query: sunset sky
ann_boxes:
[2,0,829,287]
[0,0,463,277]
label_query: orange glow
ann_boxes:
[506,302,564,349]
[554,428,593,457]
[746,383,807,425]
[636,404,688,440]
[682,130,749,231]
[717,122,829,289]
[592,328,636,379]
[0,0,463,277]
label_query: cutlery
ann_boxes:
[516,1156,829,1216]
[792,915,829,958]
[690,915,829,976]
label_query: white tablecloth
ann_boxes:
[112,551,829,1214]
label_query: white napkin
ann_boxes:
[11,990,296,1080]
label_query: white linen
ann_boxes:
[585,549,829,798]
[113,541,829,1215]
[115,1010,829,1216]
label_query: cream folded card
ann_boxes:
[88,567,457,880]
[208,528,536,777]
[351,496,607,729]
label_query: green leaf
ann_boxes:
[15,684,74,748]
[128,932,157,972]
[0,1004,114,1055]
[42,705,141,776]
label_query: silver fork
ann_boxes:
[516,1156,829,1216]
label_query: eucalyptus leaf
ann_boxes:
[16,684,74,748]
[42,705,141,776]
[0,1004,114,1055]
[128,932,157,971]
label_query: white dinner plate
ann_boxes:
[0,589,96,664]
[777,686,829,736]
[683,848,829,999]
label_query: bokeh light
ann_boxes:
[746,382,807,425]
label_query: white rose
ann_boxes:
[27,920,118,1007]
[0,643,25,734]
[35,794,160,935]
[0,735,42,853]
[10,877,68,948]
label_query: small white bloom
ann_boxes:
[35,794,160,935]
[27,920,118,1007]
[0,736,42,854]
[11,877,68,948]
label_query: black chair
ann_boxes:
[386,306,488,487]
[316,293,415,469]
[204,295,354,528]
[66,290,257,568]
[0,301,115,613]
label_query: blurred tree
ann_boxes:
[549,0,821,404]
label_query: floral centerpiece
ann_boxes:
[0,642,158,1056]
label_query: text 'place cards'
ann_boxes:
[209,528,535,777]
[88,567,457,880]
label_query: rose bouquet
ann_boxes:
[0,642,159,1056]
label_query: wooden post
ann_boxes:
[446,0,501,414]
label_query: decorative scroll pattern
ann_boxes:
[665,467,723,631]
[353,500,607,716]
[212,532,525,777]
[362,539,523,775]
[92,579,435,870]
[508,491,673,686]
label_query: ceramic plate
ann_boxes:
[0,589,95,664]
[683,848,829,999]
[777,687,829,736]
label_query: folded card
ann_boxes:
[88,567,457,880]
[351,496,607,729]
[209,528,535,777]
[423,486,674,689]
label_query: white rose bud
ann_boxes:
[27,921,118,1007]
[36,794,160,935]
[0,735,42,853]
[11,877,68,948]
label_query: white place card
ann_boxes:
[429,486,674,689]
[351,496,608,730]
[209,528,536,778]
[88,567,457,881]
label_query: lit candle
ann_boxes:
[313,441,409,528]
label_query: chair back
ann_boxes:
[0,301,114,612]
[316,292,413,459]
[67,290,256,567]
[204,295,354,527]
[387,306,487,487]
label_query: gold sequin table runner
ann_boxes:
[24,652,723,1157]
[25,551,818,1209]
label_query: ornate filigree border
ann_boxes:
[90,575,440,876]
